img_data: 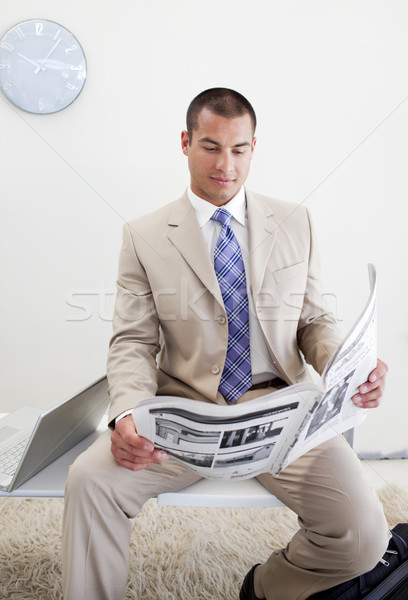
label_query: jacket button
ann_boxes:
[216,315,226,324]
[211,365,221,375]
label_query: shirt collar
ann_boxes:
[188,186,246,228]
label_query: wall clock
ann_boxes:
[0,19,86,114]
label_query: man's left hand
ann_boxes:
[352,358,388,409]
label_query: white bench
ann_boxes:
[157,478,284,507]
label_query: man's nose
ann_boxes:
[216,151,234,173]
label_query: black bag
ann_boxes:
[308,523,408,599]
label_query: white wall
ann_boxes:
[1,0,407,457]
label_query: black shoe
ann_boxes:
[239,564,265,600]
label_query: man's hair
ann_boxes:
[186,88,257,140]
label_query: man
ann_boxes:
[62,88,389,600]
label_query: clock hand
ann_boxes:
[17,52,45,71]
[34,37,62,74]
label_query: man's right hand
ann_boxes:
[111,414,169,471]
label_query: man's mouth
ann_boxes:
[211,177,235,186]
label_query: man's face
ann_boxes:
[181,108,256,206]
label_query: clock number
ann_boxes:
[65,44,78,54]
[70,65,83,71]
[38,99,45,112]
[35,22,43,36]
[66,82,78,90]
[15,27,26,40]
[0,64,10,69]
[1,41,14,53]
[3,81,14,90]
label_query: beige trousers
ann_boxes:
[62,427,389,600]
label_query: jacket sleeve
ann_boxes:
[296,209,344,375]
[106,222,160,425]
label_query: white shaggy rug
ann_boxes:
[0,486,407,600]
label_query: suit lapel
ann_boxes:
[167,193,224,306]
[167,190,280,307]
[246,189,279,296]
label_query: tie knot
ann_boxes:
[211,208,232,228]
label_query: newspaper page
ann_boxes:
[276,263,377,470]
[133,387,316,480]
[133,264,377,479]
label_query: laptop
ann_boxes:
[0,375,109,492]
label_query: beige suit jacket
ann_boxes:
[107,189,342,424]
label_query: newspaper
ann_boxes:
[133,264,377,479]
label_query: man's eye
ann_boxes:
[204,147,217,152]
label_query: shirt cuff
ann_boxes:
[115,409,133,425]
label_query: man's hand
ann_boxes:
[352,358,388,409]
[111,414,169,471]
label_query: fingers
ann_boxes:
[353,386,382,408]
[111,414,169,471]
[352,359,388,409]
[368,358,388,382]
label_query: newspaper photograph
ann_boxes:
[133,264,377,479]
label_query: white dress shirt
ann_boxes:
[188,186,279,384]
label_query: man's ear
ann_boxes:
[181,130,190,156]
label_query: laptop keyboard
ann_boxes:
[0,431,31,476]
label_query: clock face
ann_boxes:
[0,19,86,114]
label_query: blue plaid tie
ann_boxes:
[211,208,252,402]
